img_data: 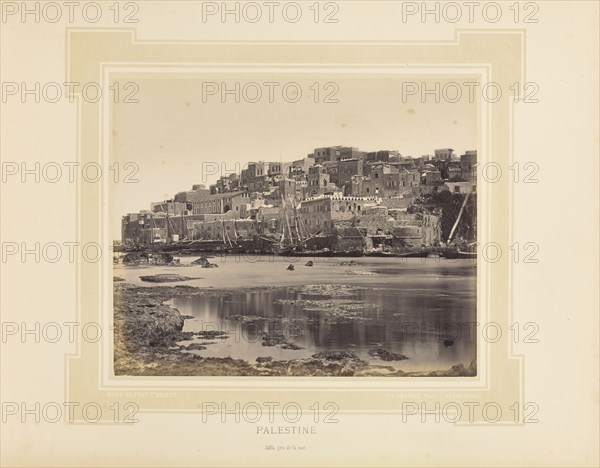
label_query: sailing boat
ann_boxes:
[220,217,244,253]
[273,195,324,256]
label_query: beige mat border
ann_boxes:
[65,29,524,423]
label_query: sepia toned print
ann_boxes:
[112,75,478,376]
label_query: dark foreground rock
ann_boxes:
[399,361,477,377]
[113,288,185,351]
[312,351,361,361]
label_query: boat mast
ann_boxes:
[150,213,155,244]
[224,218,234,247]
[220,218,227,246]
[279,203,286,246]
[283,200,294,246]
[448,192,471,244]
[181,210,185,240]
[232,219,239,245]
[291,196,301,242]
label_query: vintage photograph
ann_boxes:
[112,75,478,377]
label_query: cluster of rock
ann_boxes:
[368,347,409,361]
[261,331,303,350]
[191,256,219,268]
[273,297,370,323]
[113,285,185,352]
[122,251,179,266]
[286,261,314,271]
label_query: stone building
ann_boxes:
[461,151,477,182]
[337,158,363,193]
[286,157,315,180]
[150,201,187,215]
[391,212,441,249]
[422,164,442,186]
[278,178,303,202]
[312,146,341,164]
[212,173,240,194]
[174,184,210,204]
[192,191,250,217]
[444,181,477,194]
[322,161,339,185]
[311,146,366,164]
[447,160,463,180]
[186,218,255,242]
[338,147,366,161]
[299,194,380,234]
[307,165,337,196]
[434,148,454,161]
[366,150,399,162]
[298,196,334,234]
[351,164,419,198]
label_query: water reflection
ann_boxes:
[170,269,476,371]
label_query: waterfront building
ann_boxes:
[192,191,250,217]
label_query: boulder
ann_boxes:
[139,274,198,283]
[368,347,409,361]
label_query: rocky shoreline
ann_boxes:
[113,282,476,377]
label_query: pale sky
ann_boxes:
[110,73,478,238]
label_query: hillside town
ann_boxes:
[120,146,477,255]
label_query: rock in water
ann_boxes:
[286,264,295,271]
[256,356,273,364]
[139,274,198,283]
[368,347,409,361]
[122,250,175,266]
[305,261,314,267]
[192,256,219,268]
[312,351,360,361]
[182,343,207,351]
[281,343,303,350]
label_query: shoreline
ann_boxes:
[113,282,477,377]
[114,243,478,260]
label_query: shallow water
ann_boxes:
[115,255,477,371]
